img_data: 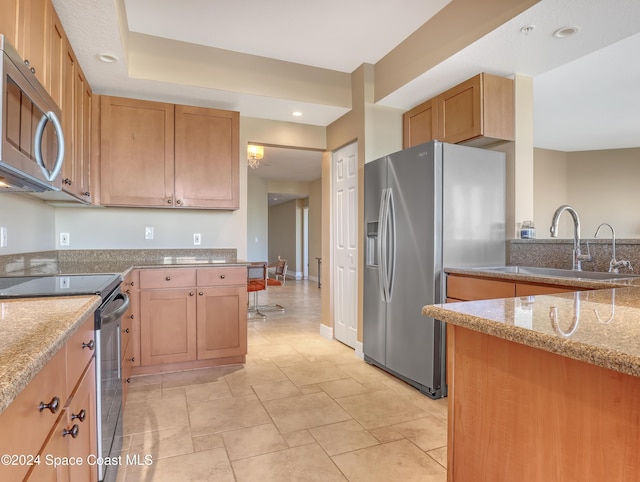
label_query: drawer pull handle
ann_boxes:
[82,340,95,350]
[126,377,132,383]
[220,274,226,279]
[165,276,171,281]
[39,396,61,414]
[71,409,86,422]
[63,424,79,438]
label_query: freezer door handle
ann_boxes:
[377,189,388,301]
[386,188,396,300]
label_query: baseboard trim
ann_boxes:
[355,341,364,360]
[319,323,333,341]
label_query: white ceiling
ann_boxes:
[51,0,640,179]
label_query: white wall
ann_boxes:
[54,206,241,249]
[0,195,56,254]
[534,147,640,239]
[268,200,298,273]
[246,173,268,261]
[308,178,322,279]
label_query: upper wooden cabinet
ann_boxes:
[15,0,51,88]
[403,97,438,148]
[100,96,175,207]
[403,73,514,148]
[174,105,240,209]
[100,97,240,209]
[0,0,20,49]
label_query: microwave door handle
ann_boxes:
[34,111,65,182]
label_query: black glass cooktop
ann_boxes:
[0,274,122,299]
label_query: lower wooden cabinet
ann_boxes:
[446,273,586,302]
[0,315,97,482]
[136,267,248,373]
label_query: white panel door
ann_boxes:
[332,142,358,348]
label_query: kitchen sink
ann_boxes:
[475,266,639,281]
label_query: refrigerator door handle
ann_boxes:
[386,188,396,300]
[378,189,389,301]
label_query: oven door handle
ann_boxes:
[101,293,130,325]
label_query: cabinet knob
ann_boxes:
[130,281,135,287]
[30,67,36,74]
[165,276,171,281]
[129,314,134,319]
[199,291,204,296]
[220,274,226,279]
[39,396,61,414]
[124,328,130,334]
[82,340,95,350]
[129,357,135,363]
[176,199,183,205]
[63,178,72,185]
[126,377,132,383]
[71,409,86,422]
[125,289,131,295]
[167,199,172,204]
[24,59,30,67]
[63,424,79,438]
[189,291,195,296]
[82,191,90,197]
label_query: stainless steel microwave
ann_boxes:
[0,34,65,192]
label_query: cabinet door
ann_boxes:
[16,0,50,88]
[196,286,247,360]
[174,105,239,209]
[140,288,197,365]
[437,74,482,144]
[60,42,76,190]
[25,413,70,482]
[403,97,438,148]
[48,7,64,109]
[100,96,175,206]
[66,360,98,482]
[0,0,20,52]
[72,67,92,201]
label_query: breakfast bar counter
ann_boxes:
[423,287,640,481]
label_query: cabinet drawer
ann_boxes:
[0,347,67,481]
[139,269,196,289]
[515,283,581,297]
[67,315,96,390]
[197,267,246,287]
[447,275,515,301]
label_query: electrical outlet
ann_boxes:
[145,227,154,240]
[0,227,7,248]
[59,277,70,289]
[60,232,70,246]
[193,233,201,245]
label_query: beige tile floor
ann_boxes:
[117,280,448,482]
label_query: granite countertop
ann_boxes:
[0,295,101,414]
[424,285,640,378]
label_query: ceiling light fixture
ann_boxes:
[553,26,580,38]
[247,145,264,169]
[292,111,302,117]
[520,25,535,35]
[97,53,119,63]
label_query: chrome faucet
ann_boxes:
[594,223,633,273]
[549,205,591,271]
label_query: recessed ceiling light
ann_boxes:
[520,25,535,35]
[292,111,302,117]
[97,53,119,63]
[553,26,580,38]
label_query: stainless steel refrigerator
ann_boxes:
[364,140,505,399]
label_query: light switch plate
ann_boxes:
[193,233,201,245]
[60,232,70,246]
[145,227,154,240]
